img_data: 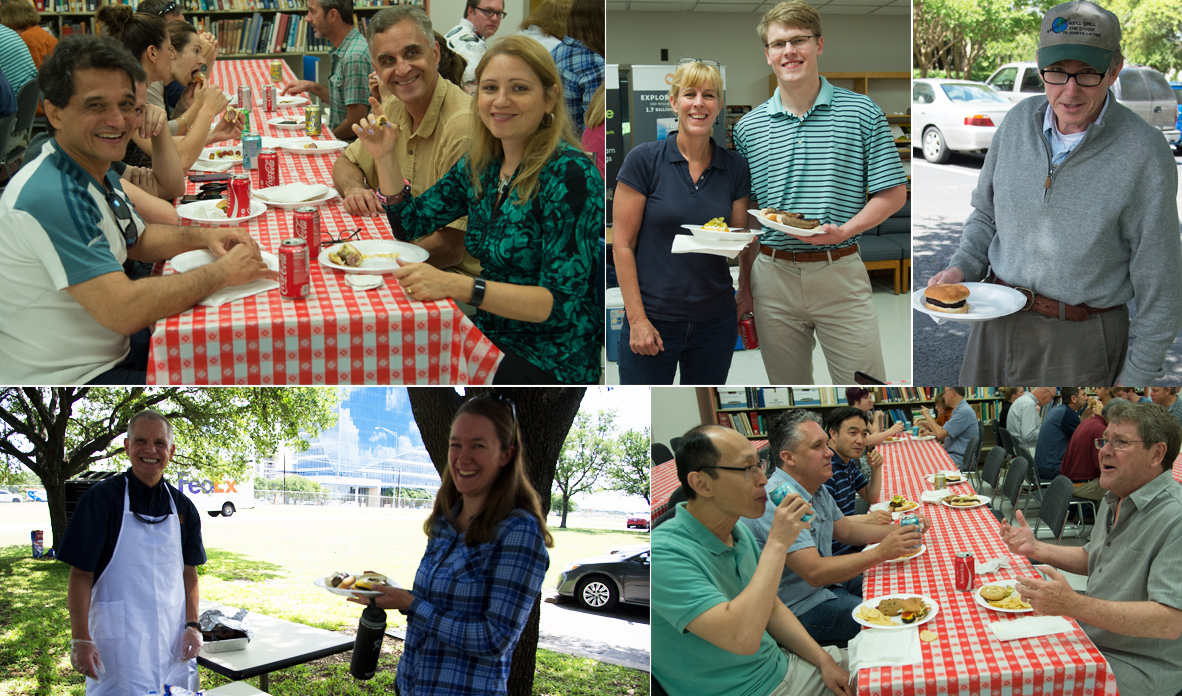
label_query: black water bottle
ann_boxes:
[350,600,386,680]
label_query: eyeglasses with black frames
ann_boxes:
[474,6,507,19]
[479,392,519,447]
[701,463,764,481]
[105,190,139,249]
[1040,68,1106,87]
[765,35,819,52]
[320,228,362,246]
[154,0,178,16]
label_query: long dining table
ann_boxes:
[147,59,502,384]
[862,434,1119,696]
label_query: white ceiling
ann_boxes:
[607,0,909,14]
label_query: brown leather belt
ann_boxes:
[759,243,859,264]
[986,273,1120,322]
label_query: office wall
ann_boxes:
[606,11,910,114]
[428,0,529,47]
[651,387,706,453]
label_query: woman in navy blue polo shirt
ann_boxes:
[612,58,751,384]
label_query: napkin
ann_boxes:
[671,235,751,258]
[975,556,1012,575]
[253,183,332,204]
[988,616,1073,641]
[848,626,922,674]
[169,249,279,307]
[190,159,234,173]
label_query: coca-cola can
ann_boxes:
[738,312,759,349]
[954,551,975,591]
[279,239,309,299]
[258,149,280,188]
[264,84,275,112]
[229,174,252,217]
[292,206,321,255]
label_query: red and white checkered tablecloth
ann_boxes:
[147,59,502,384]
[1173,453,1182,484]
[862,436,1118,696]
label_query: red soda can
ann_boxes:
[265,85,275,112]
[954,551,975,591]
[258,149,280,188]
[292,206,321,255]
[279,238,309,299]
[738,312,759,349]
[237,85,252,109]
[229,174,252,217]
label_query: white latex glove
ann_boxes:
[181,626,203,660]
[70,639,104,680]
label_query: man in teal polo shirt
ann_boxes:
[652,424,852,696]
[734,1,908,385]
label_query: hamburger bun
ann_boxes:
[353,572,388,591]
[924,283,970,314]
[980,585,1008,602]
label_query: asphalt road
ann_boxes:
[911,149,1182,385]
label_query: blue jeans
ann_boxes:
[85,329,150,385]
[617,310,736,385]
[795,575,864,644]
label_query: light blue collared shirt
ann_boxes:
[1042,91,1111,166]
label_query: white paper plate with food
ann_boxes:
[252,183,339,209]
[177,199,267,225]
[748,208,824,237]
[912,282,1026,323]
[267,116,307,130]
[973,579,1034,614]
[864,542,925,564]
[925,471,969,486]
[680,224,759,242]
[870,496,921,515]
[912,435,936,442]
[853,594,939,630]
[198,146,244,163]
[319,240,428,274]
[938,494,991,510]
[314,571,400,597]
[279,140,349,155]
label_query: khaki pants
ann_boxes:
[960,307,1128,384]
[751,251,885,384]
[766,645,848,696]
[1073,479,1107,501]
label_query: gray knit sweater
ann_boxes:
[950,93,1182,385]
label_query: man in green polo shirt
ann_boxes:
[652,424,852,696]
[734,1,908,385]
[1001,403,1182,695]
[281,0,370,141]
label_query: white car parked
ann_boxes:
[912,78,1014,163]
[0,489,23,503]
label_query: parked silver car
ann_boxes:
[0,489,23,503]
[913,79,1014,163]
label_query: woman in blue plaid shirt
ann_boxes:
[362,393,553,695]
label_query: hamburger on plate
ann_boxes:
[924,283,970,314]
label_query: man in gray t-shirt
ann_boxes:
[1000,402,1182,695]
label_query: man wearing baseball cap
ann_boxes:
[927,0,1182,386]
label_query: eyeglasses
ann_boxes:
[479,392,518,447]
[1040,68,1106,87]
[153,0,178,16]
[473,6,507,19]
[320,228,362,246]
[106,190,139,249]
[701,463,764,481]
[1094,437,1146,451]
[676,57,721,70]
[765,35,818,52]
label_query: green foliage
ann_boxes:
[1104,0,1182,73]
[255,474,325,493]
[381,487,432,499]
[553,411,618,527]
[604,429,650,503]
[550,492,579,513]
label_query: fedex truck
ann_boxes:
[174,474,255,517]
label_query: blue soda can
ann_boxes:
[242,132,262,170]
[769,482,813,522]
[900,513,922,539]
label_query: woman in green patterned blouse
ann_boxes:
[353,35,604,384]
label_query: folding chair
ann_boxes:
[960,433,981,490]
[979,446,1006,503]
[1033,475,1093,541]
[993,456,1029,524]
[651,443,673,465]
[3,79,41,179]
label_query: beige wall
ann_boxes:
[651,387,706,454]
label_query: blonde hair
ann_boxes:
[518,0,571,40]
[423,395,554,548]
[468,35,583,204]
[585,82,605,129]
[757,0,822,45]
[668,60,722,103]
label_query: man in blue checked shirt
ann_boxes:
[735,1,908,385]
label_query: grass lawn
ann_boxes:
[0,508,650,695]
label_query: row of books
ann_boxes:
[717,387,1003,410]
[195,12,329,54]
[715,411,767,438]
[35,0,422,14]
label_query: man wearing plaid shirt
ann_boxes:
[281,0,370,141]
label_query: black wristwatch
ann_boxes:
[470,278,486,307]
[185,621,201,630]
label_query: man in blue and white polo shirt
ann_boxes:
[0,35,275,385]
[823,406,891,556]
[735,1,908,385]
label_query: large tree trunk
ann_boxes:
[406,387,586,696]
[42,468,69,550]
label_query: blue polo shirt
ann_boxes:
[742,468,844,615]
[824,452,869,555]
[1034,404,1081,480]
[615,133,750,322]
[943,399,977,467]
[734,76,908,253]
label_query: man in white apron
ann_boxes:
[60,410,205,694]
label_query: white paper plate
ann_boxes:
[938,494,991,510]
[911,282,1027,323]
[313,574,400,598]
[973,578,1034,614]
[177,199,267,225]
[679,224,760,242]
[198,145,244,164]
[170,248,278,274]
[864,542,926,563]
[870,499,920,514]
[319,239,429,274]
[280,140,348,155]
[748,208,824,237]
[925,471,969,486]
[852,594,940,630]
[252,187,339,209]
[912,435,936,442]
[268,116,307,130]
